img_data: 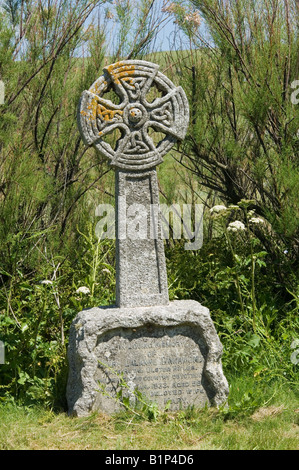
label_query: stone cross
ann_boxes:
[67,62,229,416]
[77,60,189,308]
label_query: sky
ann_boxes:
[93,0,196,55]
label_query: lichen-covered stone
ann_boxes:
[67,300,229,417]
[67,61,229,416]
[77,60,189,171]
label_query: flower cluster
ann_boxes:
[210,201,267,233]
[76,286,91,295]
[184,10,201,28]
[161,2,177,14]
[227,221,246,232]
[249,217,265,225]
[210,205,227,215]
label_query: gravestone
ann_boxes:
[67,60,229,416]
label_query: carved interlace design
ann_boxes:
[78,60,189,170]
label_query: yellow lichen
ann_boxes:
[84,96,123,125]
[90,80,107,95]
[106,62,135,85]
[97,104,123,122]
[86,96,98,121]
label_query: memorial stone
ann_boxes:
[67,60,229,416]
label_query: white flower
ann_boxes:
[210,205,227,214]
[40,280,53,285]
[76,286,90,295]
[227,221,246,232]
[249,217,265,225]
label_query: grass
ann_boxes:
[0,374,298,450]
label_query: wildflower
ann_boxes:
[40,280,53,285]
[210,205,227,214]
[249,217,265,225]
[184,10,201,28]
[162,2,177,14]
[227,221,246,232]
[76,286,91,295]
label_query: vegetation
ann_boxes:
[0,0,298,450]
[0,374,298,450]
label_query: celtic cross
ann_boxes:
[77,60,189,308]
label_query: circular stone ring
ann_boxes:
[77,60,189,171]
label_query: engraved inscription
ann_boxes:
[94,326,210,411]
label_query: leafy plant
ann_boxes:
[97,360,170,422]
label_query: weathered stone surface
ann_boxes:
[115,168,169,308]
[77,60,183,308]
[68,60,229,417]
[67,300,229,417]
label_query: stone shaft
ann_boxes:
[115,168,169,308]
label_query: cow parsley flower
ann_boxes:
[76,286,91,295]
[227,221,246,232]
[40,280,53,285]
[210,205,227,214]
[249,217,265,225]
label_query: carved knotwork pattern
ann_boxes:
[78,60,189,170]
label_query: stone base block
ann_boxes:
[67,300,229,417]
